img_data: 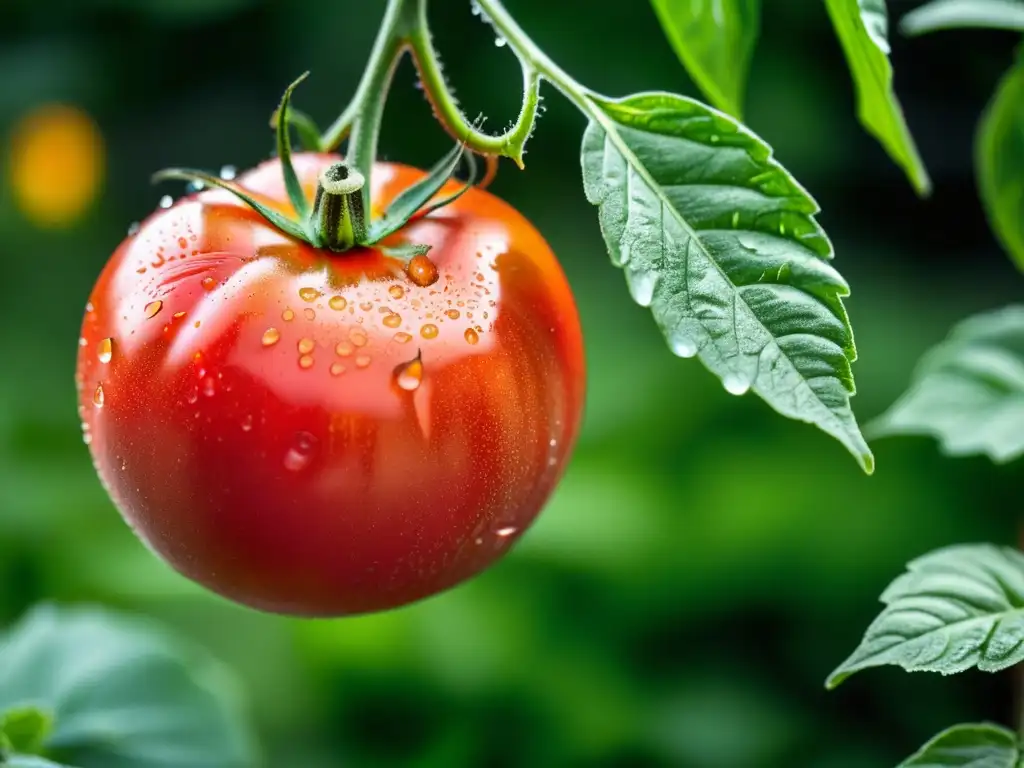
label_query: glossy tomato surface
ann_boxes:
[76,153,586,616]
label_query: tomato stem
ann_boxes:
[309,163,368,252]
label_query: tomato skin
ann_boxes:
[75,153,585,616]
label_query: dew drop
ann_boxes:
[298,354,315,369]
[299,287,320,302]
[389,284,405,300]
[350,328,368,347]
[136,267,147,274]
[359,301,374,312]
[446,309,460,320]
[722,373,750,396]
[262,328,281,347]
[201,276,217,291]
[672,336,698,358]
[282,308,295,322]
[393,332,412,344]
[496,526,517,537]
[329,295,347,311]
[355,354,371,369]
[297,337,315,355]
[330,362,346,376]
[394,354,423,391]
[406,254,439,287]
[128,222,141,236]
[186,386,199,405]
[144,300,163,318]
[97,338,113,364]
[178,237,188,250]
[202,375,217,397]
[336,341,354,357]
[420,323,439,339]
[220,164,237,180]
[158,195,173,209]
[241,414,253,431]
[93,383,105,407]
[464,328,479,345]
[383,313,402,328]
[79,336,87,347]
[284,431,319,471]
[494,36,507,47]
[303,308,316,321]
[173,311,187,319]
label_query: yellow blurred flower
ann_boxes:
[8,103,105,228]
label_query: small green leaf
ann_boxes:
[868,305,1024,462]
[153,168,310,243]
[901,0,1024,36]
[897,723,1020,767]
[824,0,931,195]
[977,52,1024,273]
[276,71,311,220]
[366,140,467,244]
[581,91,873,473]
[380,243,433,261]
[826,544,1024,688]
[649,0,761,118]
[0,708,52,756]
[271,107,323,152]
[0,603,259,768]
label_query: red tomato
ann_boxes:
[75,153,586,616]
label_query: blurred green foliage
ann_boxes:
[1,1,1022,766]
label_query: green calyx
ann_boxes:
[153,72,478,257]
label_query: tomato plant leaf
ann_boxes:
[826,544,1024,688]
[824,0,931,196]
[580,91,873,473]
[0,708,52,757]
[649,0,761,118]
[366,140,468,244]
[901,0,1024,36]
[977,53,1024,273]
[0,603,259,768]
[897,723,1020,767]
[868,305,1024,462]
[276,71,311,220]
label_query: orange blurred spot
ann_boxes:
[8,103,104,228]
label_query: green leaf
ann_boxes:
[824,0,931,195]
[0,603,259,768]
[152,168,310,244]
[276,71,311,220]
[897,723,1020,767]
[977,52,1024,273]
[0,708,52,756]
[6,757,71,768]
[868,305,1024,462]
[580,91,873,473]
[901,0,1024,36]
[649,0,761,118]
[366,140,467,244]
[380,243,433,261]
[826,544,1024,688]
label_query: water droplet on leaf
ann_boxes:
[722,373,750,396]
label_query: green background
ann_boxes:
[0,1,1019,765]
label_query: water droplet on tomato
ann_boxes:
[241,414,253,431]
[128,222,140,235]
[393,332,412,344]
[722,373,750,396]
[355,354,371,368]
[202,375,217,397]
[220,165,237,180]
[494,36,507,47]
[336,341,353,357]
[144,300,163,318]
[329,295,347,311]
[406,255,439,287]
[303,308,316,321]
[298,354,315,369]
[297,337,315,354]
[330,361,346,376]
[350,328,368,347]
[261,328,280,347]
[201,276,217,291]
[79,337,87,347]
[299,287,320,302]
[394,353,423,391]
[284,431,318,471]
[93,383,105,407]
[177,237,188,250]
[464,328,479,345]
[420,323,438,339]
[158,195,173,209]
[496,526,517,537]
[97,338,113,363]
[389,285,405,300]
[359,301,373,312]
[383,313,402,328]
[446,309,460,320]
[282,308,295,322]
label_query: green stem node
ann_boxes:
[310,163,368,251]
